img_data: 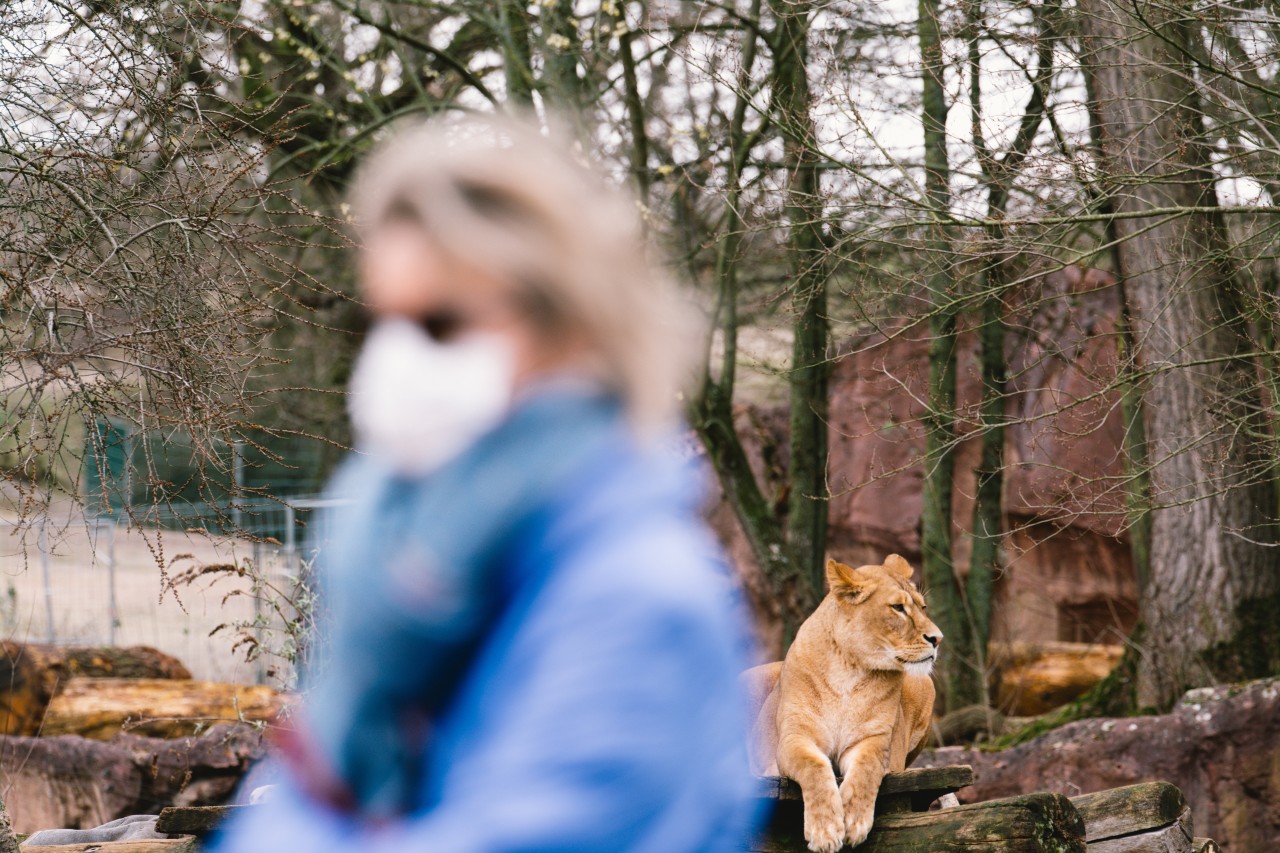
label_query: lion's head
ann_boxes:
[822,555,942,674]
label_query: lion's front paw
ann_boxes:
[843,803,875,848]
[803,800,845,853]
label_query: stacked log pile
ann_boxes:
[1071,783,1197,853]
[754,767,1084,852]
[754,770,1218,853]
[15,761,1221,851]
[0,643,279,836]
[0,643,191,736]
[0,643,283,740]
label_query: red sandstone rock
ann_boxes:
[914,677,1280,853]
[715,265,1140,657]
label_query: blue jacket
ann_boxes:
[211,391,764,852]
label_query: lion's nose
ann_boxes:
[924,632,941,648]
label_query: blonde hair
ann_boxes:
[350,112,697,434]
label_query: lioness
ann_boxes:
[743,555,940,852]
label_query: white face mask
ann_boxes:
[347,318,517,475]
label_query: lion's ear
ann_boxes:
[826,558,870,602]
[884,554,914,579]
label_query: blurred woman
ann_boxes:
[210,114,761,853]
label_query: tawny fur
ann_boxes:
[741,555,940,852]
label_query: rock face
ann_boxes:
[715,265,1140,657]
[915,677,1280,853]
[0,722,264,834]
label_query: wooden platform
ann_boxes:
[751,764,1084,852]
[755,765,974,814]
[751,771,1220,853]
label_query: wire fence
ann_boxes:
[0,496,342,687]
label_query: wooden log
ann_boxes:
[933,704,1007,746]
[155,805,248,837]
[877,766,974,815]
[1070,782,1187,842]
[1086,816,1193,853]
[757,765,974,814]
[0,643,191,736]
[753,792,1086,852]
[989,641,1123,716]
[52,647,191,681]
[39,678,284,739]
[20,842,196,853]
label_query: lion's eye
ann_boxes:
[890,603,906,614]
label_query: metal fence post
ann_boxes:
[284,504,297,579]
[105,520,119,646]
[232,441,244,536]
[253,539,265,685]
[38,519,54,644]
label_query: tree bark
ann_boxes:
[1077,0,1280,709]
[0,796,17,853]
[690,0,814,639]
[498,0,535,106]
[770,0,832,605]
[538,0,586,118]
[917,0,977,711]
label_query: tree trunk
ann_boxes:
[0,797,17,853]
[538,0,586,117]
[619,28,650,203]
[963,0,1055,707]
[770,0,831,605]
[1077,0,1280,709]
[690,0,814,640]
[917,0,979,711]
[498,0,534,106]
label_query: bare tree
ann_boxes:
[1077,0,1280,709]
[0,1,324,521]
